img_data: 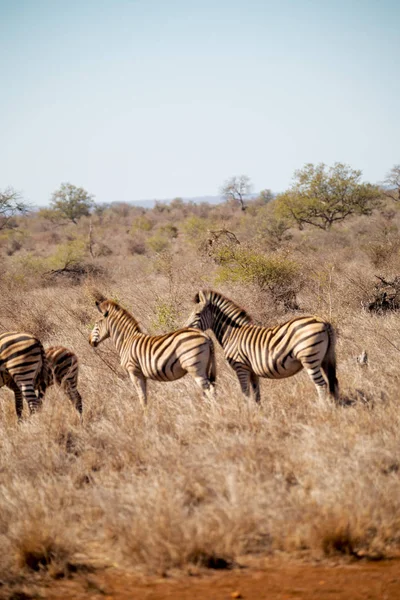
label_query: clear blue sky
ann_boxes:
[1,0,399,206]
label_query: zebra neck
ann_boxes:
[211,312,237,348]
[108,315,141,354]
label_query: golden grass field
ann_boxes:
[1,201,400,596]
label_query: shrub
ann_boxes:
[47,239,87,271]
[159,224,178,239]
[147,233,171,253]
[151,298,180,331]
[215,247,301,309]
[182,216,210,243]
[130,216,153,233]
[127,237,147,255]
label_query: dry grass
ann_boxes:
[1,202,400,591]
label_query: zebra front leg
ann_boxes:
[128,370,147,409]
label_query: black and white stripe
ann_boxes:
[89,294,216,407]
[38,346,82,414]
[0,332,49,417]
[1,344,82,416]
[186,290,339,403]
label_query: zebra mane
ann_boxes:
[197,289,253,325]
[104,301,142,331]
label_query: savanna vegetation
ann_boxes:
[1,163,400,596]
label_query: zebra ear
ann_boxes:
[193,292,200,303]
[96,300,109,317]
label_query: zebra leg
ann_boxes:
[21,384,42,414]
[302,362,328,401]
[128,370,147,408]
[193,375,215,401]
[250,372,261,403]
[14,389,24,420]
[233,365,253,400]
[65,383,83,415]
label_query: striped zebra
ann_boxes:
[38,346,82,415]
[1,345,83,416]
[0,332,49,417]
[186,290,339,403]
[89,294,216,407]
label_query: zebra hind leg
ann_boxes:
[21,383,42,414]
[65,383,83,416]
[250,372,261,403]
[14,388,24,420]
[193,375,215,401]
[302,362,328,402]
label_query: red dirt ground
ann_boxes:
[4,558,400,600]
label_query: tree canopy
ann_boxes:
[0,187,28,230]
[275,163,381,230]
[382,164,400,202]
[50,183,94,224]
[220,175,252,211]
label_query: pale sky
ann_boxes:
[1,0,399,206]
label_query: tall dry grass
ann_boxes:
[1,202,400,590]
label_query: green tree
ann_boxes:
[275,163,381,230]
[382,164,400,202]
[220,175,252,211]
[0,187,27,230]
[50,183,94,224]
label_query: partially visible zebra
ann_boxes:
[186,290,339,403]
[89,293,216,407]
[0,332,49,417]
[38,346,82,414]
[1,345,82,416]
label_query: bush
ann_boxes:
[151,298,180,331]
[182,216,210,244]
[47,239,87,271]
[130,216,153,233]
[147,233,171,253]
[127,237,147,256]
[215,247,301,309]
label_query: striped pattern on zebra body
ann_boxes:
[0,332,49,417]
[186,290,339,403]
[89,294,216,407]
[38,346,82,415]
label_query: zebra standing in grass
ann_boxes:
[186,290,339,403]
[1,345,83,416]
[88,293,216,406]
[37,346,83,415]
[0,332,49,417]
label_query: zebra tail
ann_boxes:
[207,338,216,385]
[322,323,339,402]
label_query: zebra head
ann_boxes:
[89,300,111,347]
[186,290,213,331]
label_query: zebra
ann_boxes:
[0,332,49,417]
[1,345,83,416]
[38,346,83,414]
[88,293,216,407]
[186,290,339,403]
